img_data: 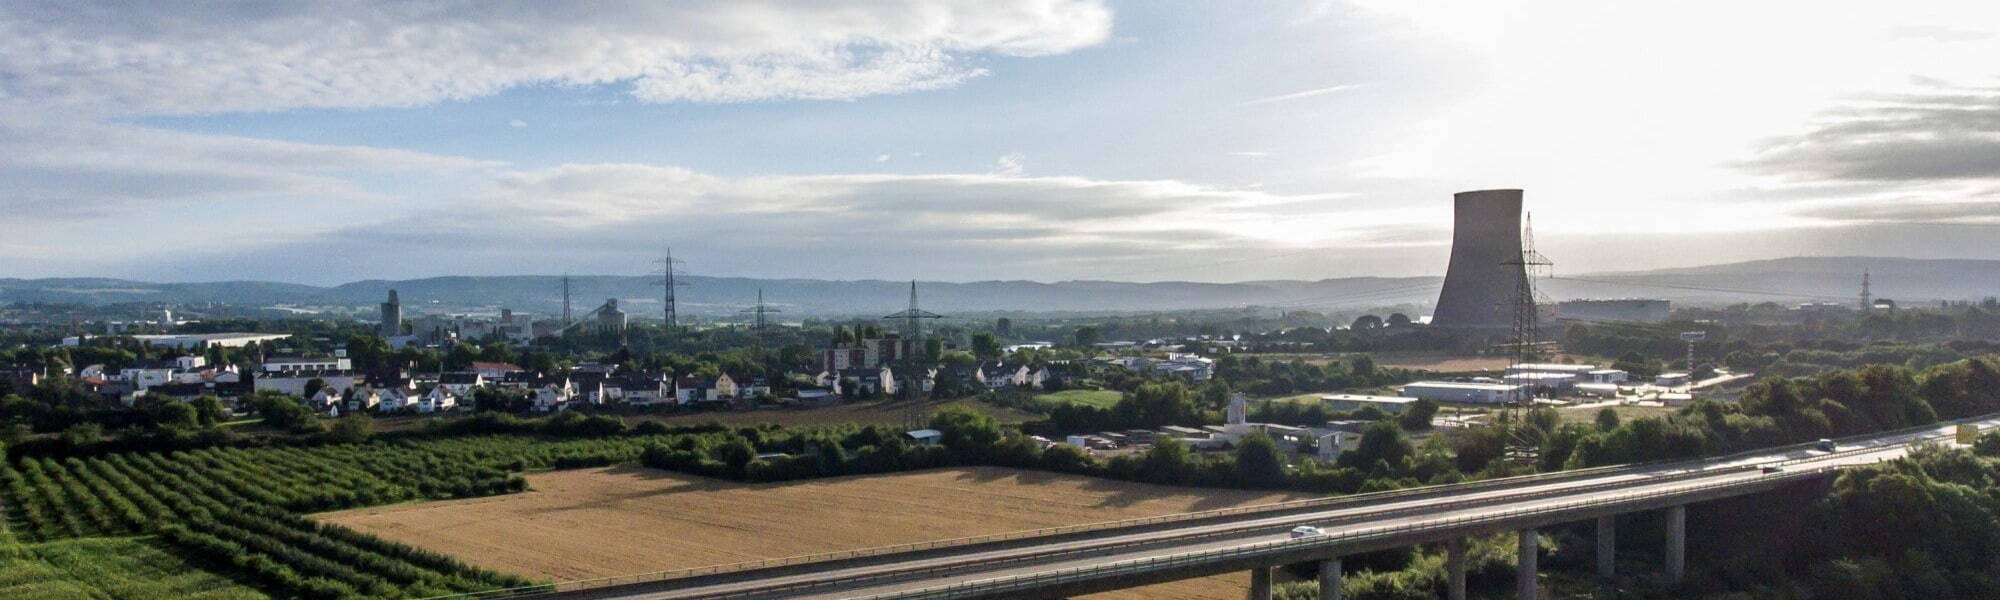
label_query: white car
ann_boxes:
[1289,526,1324,539]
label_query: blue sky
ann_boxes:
[3,1,1999,284]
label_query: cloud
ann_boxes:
[1794,198,2000,225]
[230,162,1399,281]
[509,120,528,128]
[1742,85,2000,182]
[1226,151,1272,158]
[1238,83,1366,106]
[994,153,1027,176]
[0,117,498,219]
[875,154,891,162]
[0,0,1113,116]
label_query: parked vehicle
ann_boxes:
[1289,526,1324,539]
[1815,439,1837,452]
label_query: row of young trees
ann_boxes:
[0,422,754,599]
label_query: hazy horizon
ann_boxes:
[5,1,1999,284]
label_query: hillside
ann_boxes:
[2,256,1995,316]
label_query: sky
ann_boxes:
[2,0,1998,285]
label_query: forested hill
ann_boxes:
[1,256,1995,315]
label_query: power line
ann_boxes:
[738,288,782,330]
[654,249,688,329]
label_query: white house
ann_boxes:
[976,362,1029,389]
[346,388,381,413]
[309,388,343,415]
[416,386,457,413]
[374,387,415,412]
[532,381,576,412]
[437,372,484,395]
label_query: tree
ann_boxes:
[191,395,226,427]
[971,333,1003,361]
[1234,432,1288,487]
[1340,421,1411,471]
[995,318,1013,336]
[1074,326,1100,348]
[151,401,198,429]
[1138,437,1196,485]
[1386,313,1413,328]
[253,393,317,431]
[302,377,327,399]
[61,422,102,447]
[1397,399,1440,431]
[1595,407,1621,430]
[1351,315,1383,330]
[326,413,373,444]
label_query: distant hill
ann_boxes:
[1552,256,2000,306]
[3,256,1995,317]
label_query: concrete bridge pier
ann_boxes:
[1596,515,1616,579]
[1319,558,1342,600]
[1250,565,1272,600]
[1665,505,1686,584]
[1518,529,1539,600]
[1446,538,1468,600]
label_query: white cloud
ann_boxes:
[875,154,892,162]
[1226,151,1272,158]
[259,162,1419,281]
[0,0,1113,116]
[994,153,1027,176]
[0,117,498,219]
[509,120,528,128]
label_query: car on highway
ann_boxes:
[1762,465,1784,474]
[1290,526,1324,539]
[1815,438,1837,452]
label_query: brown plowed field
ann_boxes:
[318,466,1316,600]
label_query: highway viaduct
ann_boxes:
[451,416,1996,600]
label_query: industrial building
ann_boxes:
[1557,299,1671,323]
[120,332,292,349]
[1431,189,1530,329]
[1320,394,1419,414]
[379,289,403,336]
[1401,381,1527,404]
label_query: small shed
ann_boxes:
[904,429,943,446]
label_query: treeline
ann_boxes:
[1625,442,2000,599]
[642,406,1463,495]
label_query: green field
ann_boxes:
[0,536,267,600]
[1035,390,1124,408]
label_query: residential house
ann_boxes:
[374,386,415,412]
[308,388,343,416]
[832,366,896,397]
[976,362,1029,390]
[417,386,457,413]
[438,371,484,395]
[346,387,381,413]
[532,380,577,412]
[617,372,673,406]
[471,361,526,380]
[674,376,713,404]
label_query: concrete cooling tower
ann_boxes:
[1431,189,1528,329]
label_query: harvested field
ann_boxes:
[318,466,1317,600]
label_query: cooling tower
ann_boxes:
[1431,189,1528,329]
